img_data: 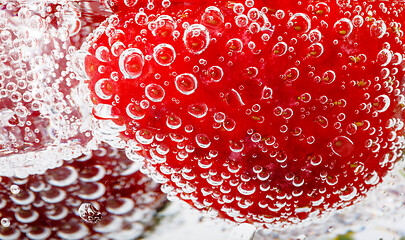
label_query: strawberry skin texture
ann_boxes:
[81,0,405,227]
[0,144,166,240]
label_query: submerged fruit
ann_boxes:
[76,0,405,227]
[0,144,166,239]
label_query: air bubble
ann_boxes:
[284,68,299,82]
[0,30,11,42]
[201,6,224,28]
[226,38,243,53]
[336,0,350,8]
[370,20,386,39]
[188,103,208,118]
[195,134,211,148]
[376,49,392,66]
[235,15,249,28]
[126,103,145,120]
[59,222,91,240]
[275,10,285,19]
[272,42,287,56]
[249,22,260,34]
[288,13,311,34]
[78,203,102,224]
[373,94,390,113]
[245,0,254,7]
[322,70,336,84]
[334,18,353,36]
[10,185,20,194]
[391,53,403,65]
[153,43,176,66]
[314,2,330,15]
[214,112,226,123]
[248,8,260,21]
[71,50,92,80]
[337,113,346,121]
[229,141,244,152]
[346,123,357,135]
[244,67,258,78]
[331,136,354,157]
[145,83,165,102]
[151,15,176,37]
[315,116,329,128]
[135,12,148,26]
[208,66,223,82]
[175,73,197,95]
[352,15,364,27]
[308,154,322,166]
[119,48,144,79]
[309,29,322,42]
[251,133,261,142]
[139,100,149,109]
[1,218,10,227]
[233,3,245,14]
[42,188,67,203]
[162,0,171,8]
[293,176,305,187]
[94,78,114,100]
[114,41,126,53]
[124,0,138,7]
[238,182,256,195]
[48,166,78,187]
[365,171,380,185]
[339,186,357,201]
[252,104,261,112]
[299,93,311,103]
[261,34,270,41]
[135,130,154,145]
[166,114,182,129]
[183,24,210,55]
[95,46,110,62]
[225,89,245,107]
[261,86,273,99]
[308,43,324,58]
[9,48,22,62]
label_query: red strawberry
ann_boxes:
[0,1,96,176]
[100,0,205,13]
[76,0,405,227]
[0,143,166,240]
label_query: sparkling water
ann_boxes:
[1,1,405,240]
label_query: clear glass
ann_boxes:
[0,0,99,177]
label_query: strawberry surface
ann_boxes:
[0,144,166,240]
[77,0,405,227]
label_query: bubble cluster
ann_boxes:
[255,167,405,239]
[0,1,96,177]
[77,0,405,229]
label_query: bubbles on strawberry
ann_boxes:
[175,73,198,95]
[288,13,311,34]
[119,48,145,79]
[183,24,210,55]
[153,44,176,66]
[77,0,405,229]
